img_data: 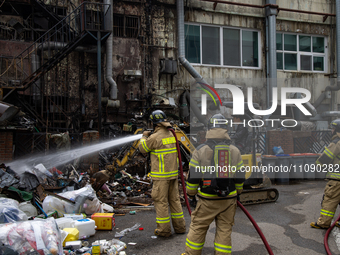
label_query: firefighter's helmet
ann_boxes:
[149,110,167,124]
[231,114,245,120]
[330,119,340,132]
[208,113,228,130]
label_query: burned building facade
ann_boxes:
[0,0,339,160]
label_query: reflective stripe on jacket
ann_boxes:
[186,128,245,200]
[316,133,340,180]
[138,122,178,180]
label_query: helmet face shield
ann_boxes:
[150,110,167,124]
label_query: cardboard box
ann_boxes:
[91,213,115,230]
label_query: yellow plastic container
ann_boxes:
[63,228,79,247]
[92,242,101,255]
[242,153,262,179]
[91,213,115,230]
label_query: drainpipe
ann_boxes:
[177,0,207,84]
[321,111,340,117]
[265,0,277,107]
[327,0,340,91]
[104,0,119,108]
[314,0,340,115]
[177,0,214,124]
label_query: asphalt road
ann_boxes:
[88,179,340,255]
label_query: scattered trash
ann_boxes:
[114,223,142,237]
[92,241,101,255]
[56,217,76,229]
[42,184,100,215]
[91,213,115,230]
[63,213,87,220]
[151,236,157,239]
[65,240,82,249]
[0,218,62,255]
[62,228,79,246]
[0,134,157,255]
[19,201,38,218]
[0,197,28,223]
[74,218,96,238]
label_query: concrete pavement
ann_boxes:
[88,179,340,254]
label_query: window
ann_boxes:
[185,24,260,68]
[276,33,326,72]
[113,14,139,38]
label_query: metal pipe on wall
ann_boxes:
[316,0,340,117]
[265,0,277,108]
[177,0,217,124]
[97,31,102,134]
[177,0,207,84]
[104,0,118,100]
[326,0,340,91]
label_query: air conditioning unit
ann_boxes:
[160,59,177,75]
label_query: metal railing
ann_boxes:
[255,130,332,155]
[0,2,111,90]
[294,130,332,153]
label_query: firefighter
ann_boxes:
[230,115,248,154]
[183,113,245,255]
[311,118,340,229]
[139,110,186,237]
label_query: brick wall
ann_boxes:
[0,132,13,162]
[267,130,294,155]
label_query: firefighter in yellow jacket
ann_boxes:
[139,110,186,237]
[311,118,340,229]
[183,114,245,255]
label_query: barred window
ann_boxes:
[113,14,139,38]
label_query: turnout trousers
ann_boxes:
[185,197,237,255]
[317,180,340,227]
[151,179,186,236]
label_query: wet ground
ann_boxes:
[88,179,340,254]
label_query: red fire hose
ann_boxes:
[237,200,274,255]
[324,214,340,255]
[169,127,272,254]
[168,128,192,215]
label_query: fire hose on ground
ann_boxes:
[324,213,340,255]
[168,127,274,255]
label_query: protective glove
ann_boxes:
[188,195,197,208]
[143,130,151,137]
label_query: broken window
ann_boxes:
[113,14,139,38]
[276,33,326,72]
[185,24,260,68]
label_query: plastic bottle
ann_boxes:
[109,239,127,252]
[106,246,118,255]
[114,223,141,237]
